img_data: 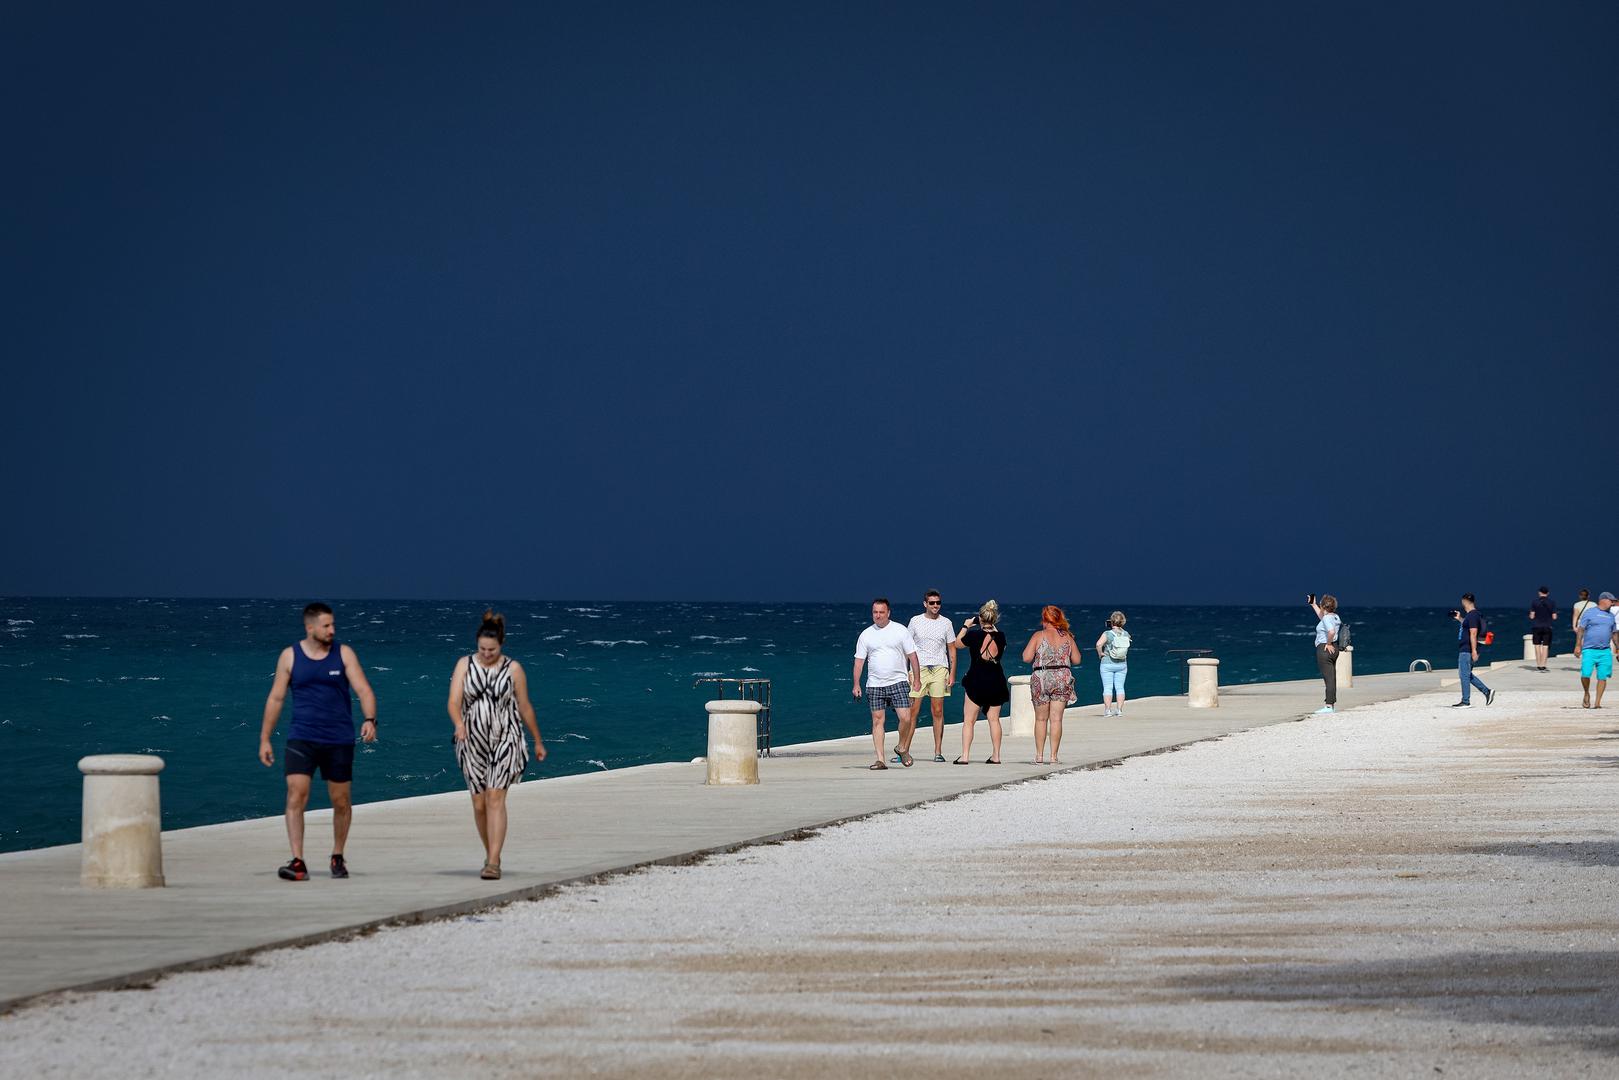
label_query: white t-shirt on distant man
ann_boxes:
[906,613,956,668]
[855,622,917,687]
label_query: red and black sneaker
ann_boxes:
[277,857,309,881]
[329,853,349,879]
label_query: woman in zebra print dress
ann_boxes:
[448,610,545,880]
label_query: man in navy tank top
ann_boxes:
[257,602,378,881]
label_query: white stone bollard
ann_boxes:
[704,701,760,785]
[1523,634,1535,664]
[1335,645,1354,689]
[1187,658,1220,708]
[1007,675,1034,736]
[78,754,165,888]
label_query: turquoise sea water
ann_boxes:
[0,598,1545,853]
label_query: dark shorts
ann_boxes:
[1531,627,1554,646]
[284,739,355,783]
[865,681,912,714]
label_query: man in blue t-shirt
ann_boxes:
[1451,593,1495,708]
[1574,591,1619,709]
[1528,587,1557,671]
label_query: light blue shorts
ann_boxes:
[1581,648,1613,681]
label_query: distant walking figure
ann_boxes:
[1308,593,1341,714]
[905,590,957,763]
[954,601,1009,764]
[1528,586,1557,671]
[853,598,920,769]
[1572,589,1594,651]
[1451,593,1495,708]
[1022,605,1080,765]
[1094,611,1131,717]
[449,610,545,880]
[257,602,378,882]
[1574,591,1618,709]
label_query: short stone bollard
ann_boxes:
[1187,658,1220,708]
[1523,634,1535,664]
[1007,675,1034,736]
[1335,645,1354,689]
[704,700,760,785]
[78,754,165,888]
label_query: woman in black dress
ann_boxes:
[954,600,1009,764]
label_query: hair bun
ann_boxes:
[478,609,506,644]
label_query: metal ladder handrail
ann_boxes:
[1163,648,1214,695]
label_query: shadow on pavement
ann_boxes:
[1460,840,1619,867]
[1162,949,1619,1052]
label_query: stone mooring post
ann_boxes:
[1006,675,1034,736]
[704,700,761,785]
[1335,645,1354,689]
[78,754,165,888]
[1187,658,1220,708]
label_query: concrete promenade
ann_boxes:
[0,663,1524,1012]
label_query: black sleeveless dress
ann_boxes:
[960,627,1010,708]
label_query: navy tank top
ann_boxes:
[289,640,354,744]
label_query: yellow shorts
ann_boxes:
[914,665,952,698]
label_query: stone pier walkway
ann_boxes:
[0,664,1519,1011]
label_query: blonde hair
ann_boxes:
[1109,610,1127,628]
[978,600,1000,626]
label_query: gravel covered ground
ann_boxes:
[4,688,1617,1078]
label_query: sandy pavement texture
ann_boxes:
[3,688,1616,1078]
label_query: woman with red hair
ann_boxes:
[1021,605,1080,764]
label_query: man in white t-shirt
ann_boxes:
[905,590,957,763]
[853,597,920,769]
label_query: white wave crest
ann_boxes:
[581,639,647,647]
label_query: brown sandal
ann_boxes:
[480,862,501,880]
[868,760,888,770]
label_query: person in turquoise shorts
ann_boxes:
[1574,591,1619,709]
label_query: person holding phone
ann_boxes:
[1094,611,1130,717]
[954,600,1009,764]
[1307,594,1341,715]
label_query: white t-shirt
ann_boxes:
[906,614,956,668]
[855,622,917,687]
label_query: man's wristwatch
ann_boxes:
[363,717,377,727]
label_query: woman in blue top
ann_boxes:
[1308,594,1341,715]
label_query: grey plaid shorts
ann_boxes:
[865,681,912,713]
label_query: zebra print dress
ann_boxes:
[454,655,528,793]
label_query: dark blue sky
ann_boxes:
[4,3,1615,606]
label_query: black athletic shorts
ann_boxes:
[284,739,355,783]
[1531,627,1554,646]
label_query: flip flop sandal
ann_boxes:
[985,758,1001,764]
[480,862,502,880]
[869,761,889,770]
[953,758,970,765]
[900,751,914,767]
